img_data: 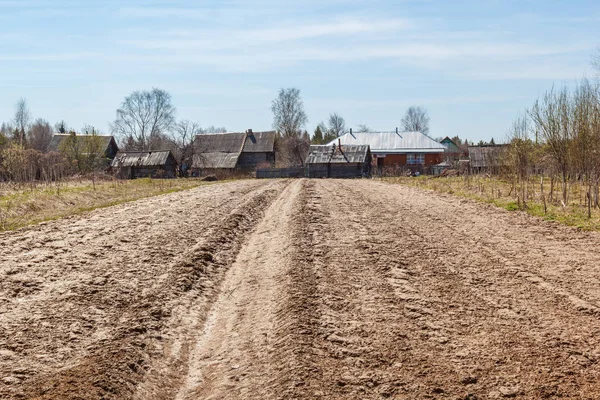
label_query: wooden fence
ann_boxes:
[256,167,306,179]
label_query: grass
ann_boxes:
[0,177,218,232]
[385,175,600,231]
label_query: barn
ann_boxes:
[111,150,178,179]
[306,143,371,178]
[192,130,276,175]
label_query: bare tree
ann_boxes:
[54,120,69,134]
[0,123,13,148]
[530,87,571,205]
[58,126,106,177]
[275,136,310,167]
[328,113,346,137]
[28,118,53,152]
[199,125,227,134]
[111,88,176,150]
[271,88,308,138]
[401,106,430,135]
[172,120,201,175]
[357,123,372,132]
[13,98,31,146]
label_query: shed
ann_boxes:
[111,150,177,179]
[306,144,371,178]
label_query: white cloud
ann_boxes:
[0,52,100,61]
[245,17,413,42]
[117,6,212,19]
[117,16,413,50]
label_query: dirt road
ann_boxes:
[2,179,600,399]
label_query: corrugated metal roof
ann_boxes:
[48,134,117,153]
[306,144,370,164]
[329,131,446,153]
[111,151,174,167]
[192,152,240,169]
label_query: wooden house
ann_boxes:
[306,143,371,178]
[192,130,276,175]
[111,150,177,179]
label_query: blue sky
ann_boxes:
[0,0,598,142]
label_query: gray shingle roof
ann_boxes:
[330,131,446,153]
[242,131,276,153]
[192,152,240,169]
[194,131,276,154]
[195,133,246,153]
[111,151,175,167]
[306,144,370,164]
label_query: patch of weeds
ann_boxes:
[504,202,519,211]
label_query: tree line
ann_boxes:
[0,91,226,182]
[1,83,434,180]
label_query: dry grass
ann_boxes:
[386,175,600,231]
[0,177,217,231]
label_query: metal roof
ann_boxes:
[111,151,174,167]
[306,144,370,164]
[192,152,240,169]
[329,131,446,154]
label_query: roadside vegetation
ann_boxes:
[0,177,212,231]
[389,174,600,231]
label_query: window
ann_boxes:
[407,154,425,165]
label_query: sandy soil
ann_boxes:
[3,178,600,399]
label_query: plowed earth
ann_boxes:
[2,179,600,399]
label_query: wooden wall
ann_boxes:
[238,152,275,169]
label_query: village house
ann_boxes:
[111,150,178,179]
[48,133,120,160]
[192,130,276,175]
[306,142,371,178]
[330,130,446,172]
